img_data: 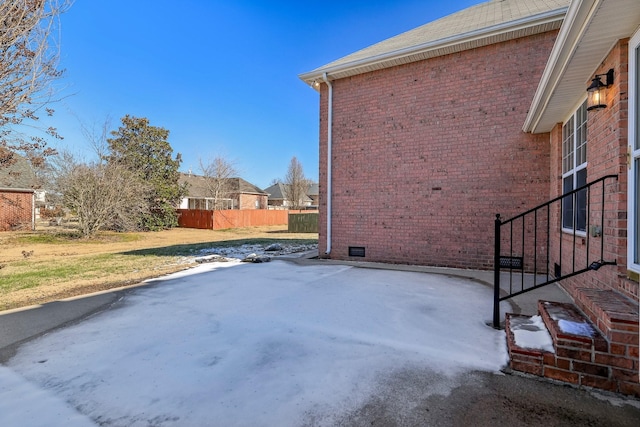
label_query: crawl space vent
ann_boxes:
[348,246,365,257]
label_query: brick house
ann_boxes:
[178,173,268,210]
[300,0,639,395]
[0,151,36,231]
[263,182,316,209]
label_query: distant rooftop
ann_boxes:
[0,150,37,191]
[263,182,316,202]
[179,173,266,198]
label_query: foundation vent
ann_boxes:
[348,246,365,257]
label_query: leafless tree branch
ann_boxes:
[283,156,311,210]
[1,0,73,167]
[198,156,238,210]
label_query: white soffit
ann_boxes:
[524,0,640,133]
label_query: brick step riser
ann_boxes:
[506,313,612,379]
[505,313,545,377]
[539,296,638,390]
[537,300,608,351]
[572,289,639,364]
[505,302,640,397]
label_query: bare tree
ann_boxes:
[52,117,150,237]
[36,116,111,205]
[198,156,238,210]
[1,0,72,168]
[283,156,310,210]
[58,160,150,237]
[35,114,111,215]
[78,115,112,162]
[33,147,74,211]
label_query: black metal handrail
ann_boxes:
[492,174,618,328]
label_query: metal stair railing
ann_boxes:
[492,175,618,328]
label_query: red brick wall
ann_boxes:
[317,31,558,268]
[238,194,268,210]
[551,39,639,302]
[0,190,34,231]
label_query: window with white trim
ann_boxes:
[628,29,640,273]
[562,101,588,232]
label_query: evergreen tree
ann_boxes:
[107,115,185,230]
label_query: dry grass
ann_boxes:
[0,224,317,312]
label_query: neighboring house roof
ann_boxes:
[300,0,569,85]
[264,182,313,203]
[179,173,267,198]
[263,182,287,200]
[0,150,36,192]
[306,183,319,198]
[230,178,268,195]
[524,0,640,133]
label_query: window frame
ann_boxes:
[628,29,640,274]
[561,100,588,235]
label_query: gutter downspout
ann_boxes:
[322,72,333,255]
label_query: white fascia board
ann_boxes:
[523,0,600,133]
[299,7,568,87]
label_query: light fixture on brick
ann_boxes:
[586,68,614,111]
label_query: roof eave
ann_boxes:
[523,0,640,133]
[523,0,599,133]
[299,7,567,87]
[0,187,35,193]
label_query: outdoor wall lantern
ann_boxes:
[586,68,614,111]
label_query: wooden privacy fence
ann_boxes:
[288,212,318,233]
[178,209,289,230]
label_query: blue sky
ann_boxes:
[44,0,481,189]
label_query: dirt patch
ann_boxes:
[0,225,317,311]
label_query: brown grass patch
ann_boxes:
[0,225,317,312]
